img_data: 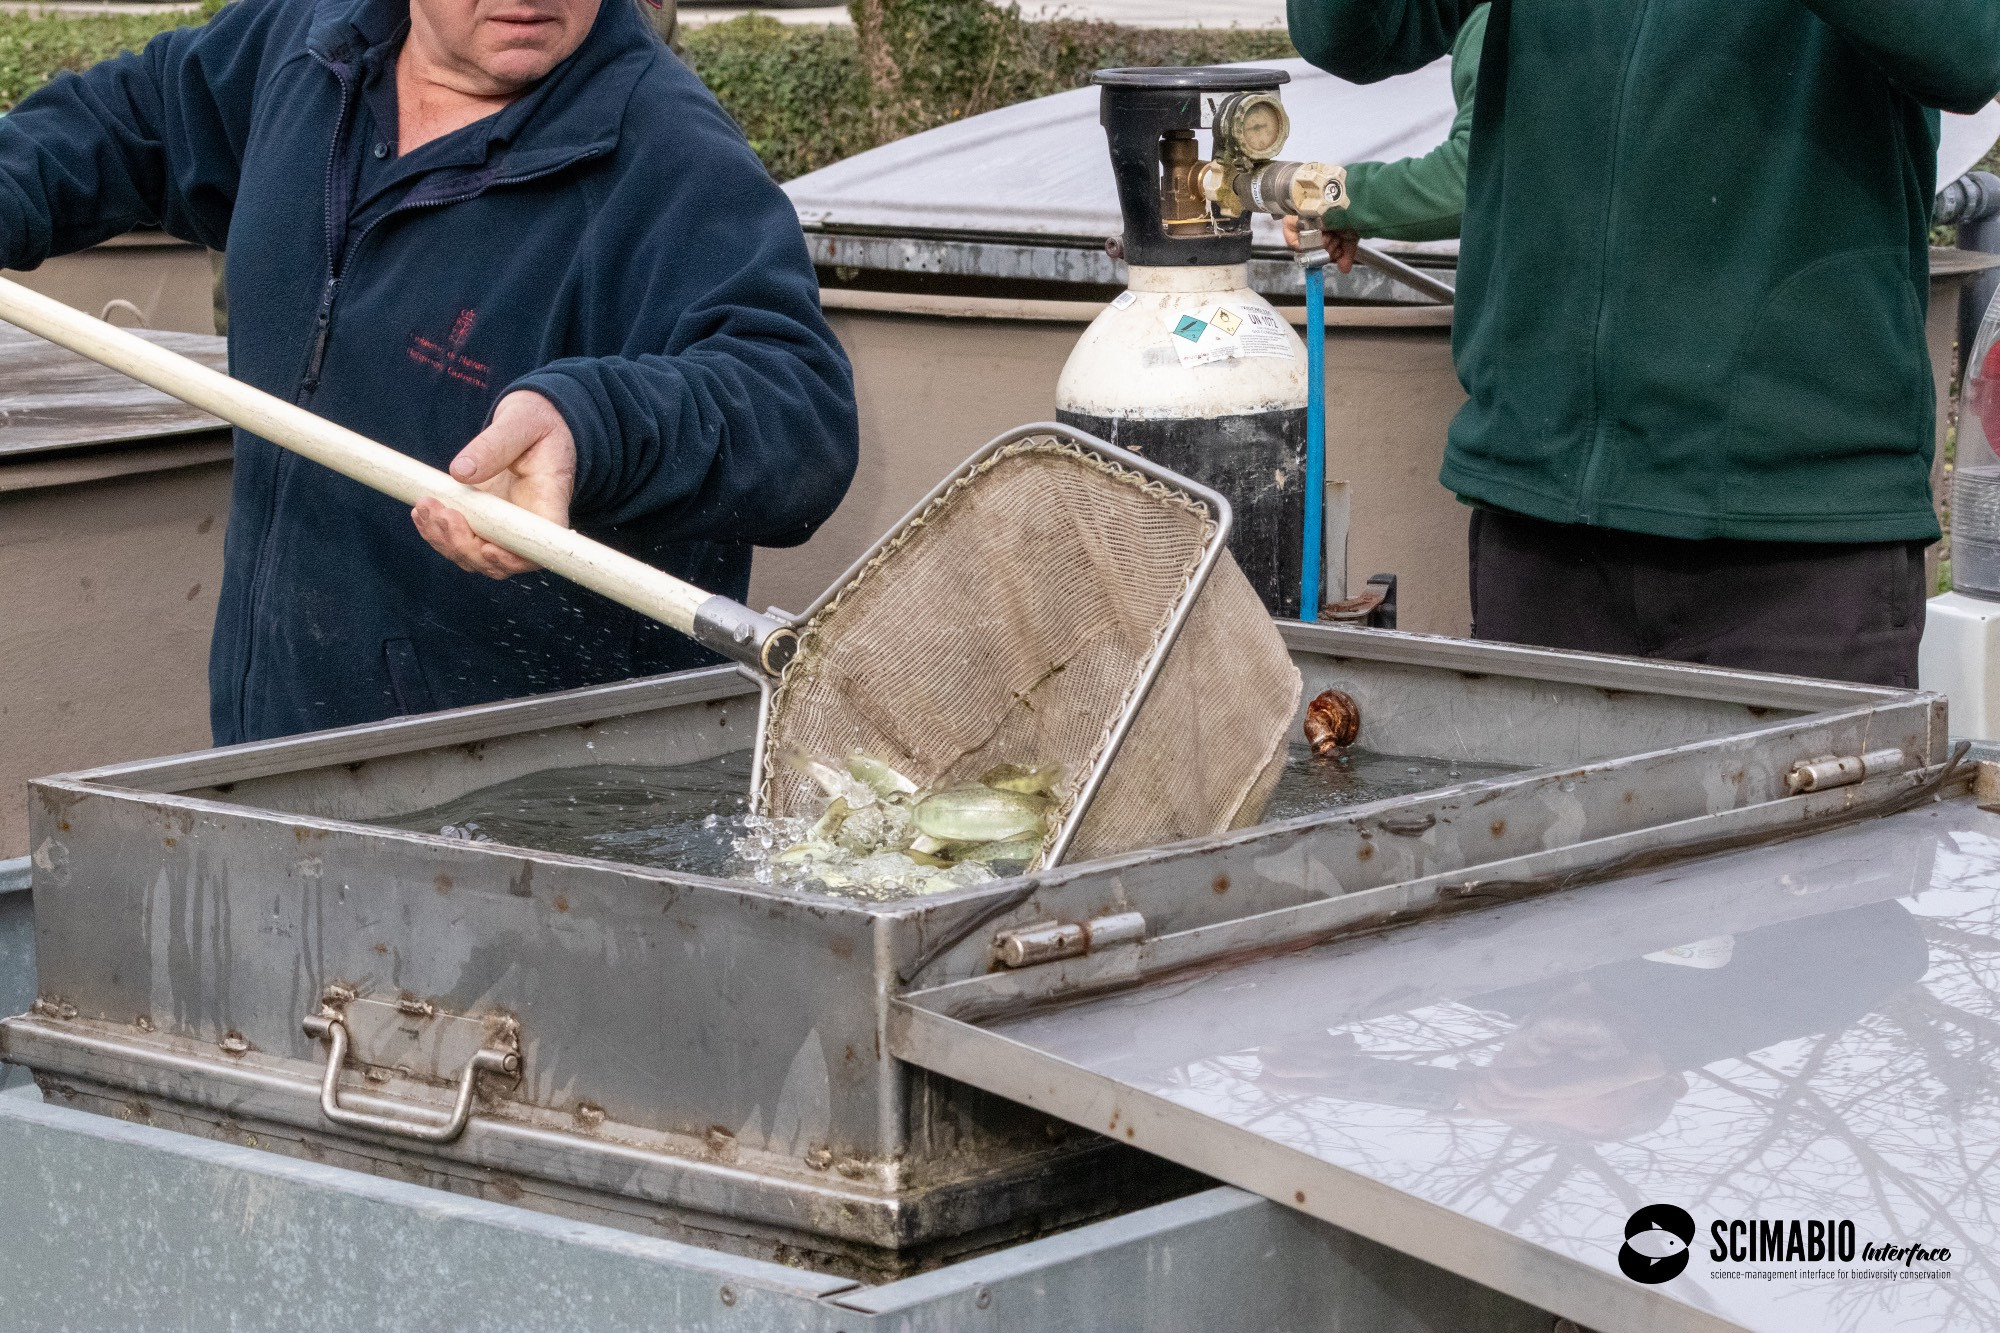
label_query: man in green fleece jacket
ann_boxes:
[1289,0,2000,686]
[1297,2,1486,270]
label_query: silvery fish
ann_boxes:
[847,753,919,799]
[790,751,875,809]
[913,786,1048,843]
[955,836,1043,864]
[1628,1227,1688,1263]
[806,797,852,843]
[980,762,1064,797]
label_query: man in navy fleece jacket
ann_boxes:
[0,0,858,743]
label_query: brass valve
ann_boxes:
[1198,89,1346,224]
[1199,158,1349,222]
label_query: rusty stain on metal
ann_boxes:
[705,1126,738,1162]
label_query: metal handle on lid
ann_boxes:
[302,1010,518,1144]
[1353,242,1456,304]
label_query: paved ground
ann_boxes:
[679,0,1286,29]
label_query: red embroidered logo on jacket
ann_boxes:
[408,308,491,390]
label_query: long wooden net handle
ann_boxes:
[0,275,789,672]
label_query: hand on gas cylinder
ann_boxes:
[412,390,576,580]
[1280,216,1361,273]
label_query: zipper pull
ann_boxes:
[302,276,339,396]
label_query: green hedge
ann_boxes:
[684,14,1294,180]
[0,5,1294,182]
[0,11,192,108]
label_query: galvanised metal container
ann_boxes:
[0,623,1945,1277]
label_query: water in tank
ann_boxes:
[1957,285,2000,599]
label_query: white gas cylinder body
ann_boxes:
[1057,263,1308,617]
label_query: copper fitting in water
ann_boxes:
[1304,689,1362,756]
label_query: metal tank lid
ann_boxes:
[785,56,2000,254]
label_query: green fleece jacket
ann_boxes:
[1290,0,2000,542]
[1328,3,1485,241]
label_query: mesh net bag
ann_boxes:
[756,427,1303,868]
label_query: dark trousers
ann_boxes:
[1467,508,1928,688]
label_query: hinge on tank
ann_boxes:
[993,911,1146,969]
[1786,748,1906,794]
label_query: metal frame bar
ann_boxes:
[1276,621,1895,711]
[897,756,1959,1025]
[57,623,1894,799]
[63,665,757,794]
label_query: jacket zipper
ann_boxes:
[1573,0,1656,526]
[237,52,358,739]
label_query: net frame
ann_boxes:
[743,422,1300,871]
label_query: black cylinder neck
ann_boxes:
[1094,66,1290,268]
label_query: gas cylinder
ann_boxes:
[1921,284,2000,737]
[1058,67,1344,619]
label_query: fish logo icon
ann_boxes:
[1620,1205,1696,1284]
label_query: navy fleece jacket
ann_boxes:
[0,0,858,742]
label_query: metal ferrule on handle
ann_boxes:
[0,275,793,676]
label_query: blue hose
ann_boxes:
[1299,257,1327,622]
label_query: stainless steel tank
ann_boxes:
[0,624,1943,1278]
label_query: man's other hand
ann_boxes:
[412,390,577,580]
[1281,217,1362,274]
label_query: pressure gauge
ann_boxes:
[1213,92,1290,163]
